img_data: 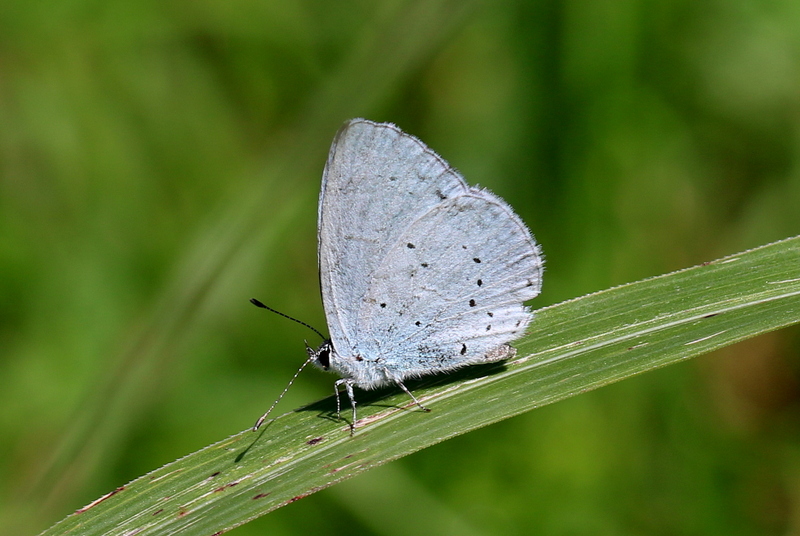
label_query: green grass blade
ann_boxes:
[21,1,482,527]
[41,235,800,536]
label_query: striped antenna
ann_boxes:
[249,298,327,431]
[250,298,326,341]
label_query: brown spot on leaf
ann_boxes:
[75,486,125,514]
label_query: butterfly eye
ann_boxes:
[315,343,331,370]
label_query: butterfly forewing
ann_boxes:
[318,119,469,357]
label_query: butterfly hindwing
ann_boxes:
[355,189,543,380]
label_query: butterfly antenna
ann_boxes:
[250,298,328,431]
[252,353,315,431]
[250,298,326,341]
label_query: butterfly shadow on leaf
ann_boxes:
[235,360,512,462]
[296,359,511,424]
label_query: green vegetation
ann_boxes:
[40,238,800,535]
[1,1,799,534]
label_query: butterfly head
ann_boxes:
[307,339,333,371]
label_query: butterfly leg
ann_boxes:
[394,380,431,413]
[335,378,358,434]
[333,379,343,419]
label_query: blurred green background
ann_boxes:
[2,0,800,534]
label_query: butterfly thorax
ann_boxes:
[308,340,395,390]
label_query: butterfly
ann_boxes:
[254,119,543,433]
